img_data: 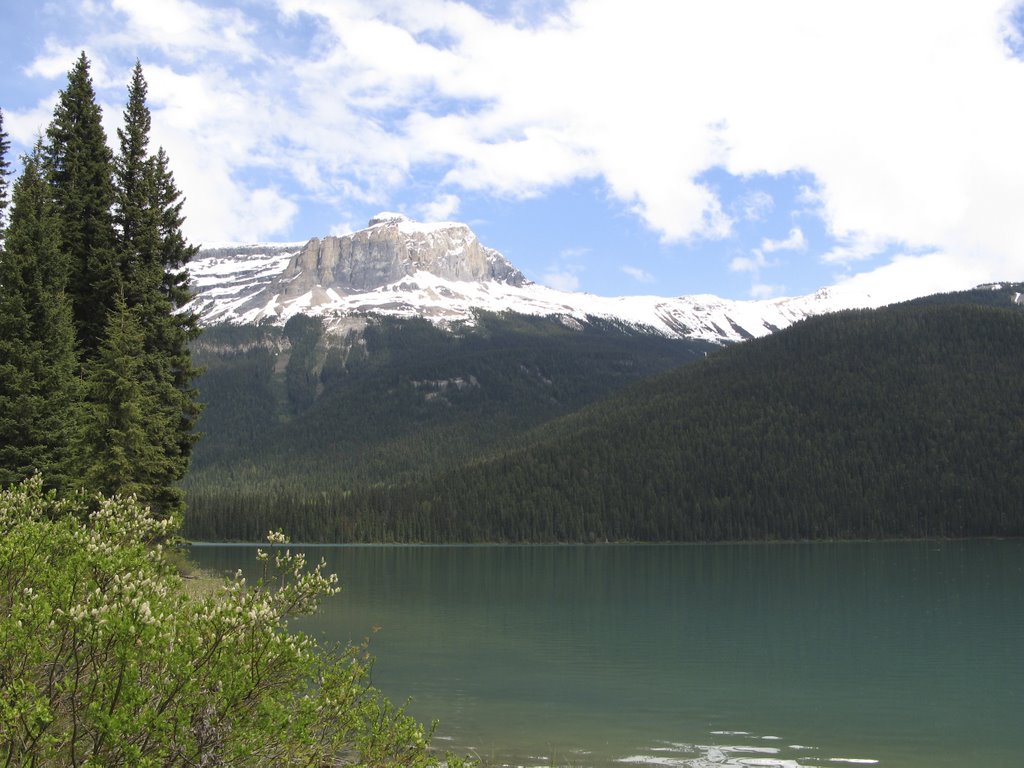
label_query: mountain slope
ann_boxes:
[185,213,920,344]
[182,311,715,538]
[412,299,1024,541]
[184,288,1024,542]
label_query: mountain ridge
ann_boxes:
[183,294,1024,542]
[184,213,944,344]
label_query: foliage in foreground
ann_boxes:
[0,477,457,767]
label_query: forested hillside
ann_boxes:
[182,312,716,533]
[184,288,1024,542]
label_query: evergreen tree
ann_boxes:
[78,294,178,510]
[45,51,119,355]
[0,144,80,490]
[114,60,160,304]
[152,146,200,312]
[148,146,204,512]
[0,54,201,513]
[152,147,203,468]
[112,62,203,516]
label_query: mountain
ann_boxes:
[180,211,1024,543]
[186,213,912,344]
[183,292,1024,543]
[182,310,717,537]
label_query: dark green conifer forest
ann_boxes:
[0,54,200,518]
[183,290,1024,543]
[183,311,716,529]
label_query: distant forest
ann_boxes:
[183,287,1024,543]
[183,311,713,500]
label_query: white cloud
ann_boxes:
[10,0,1024,293]
[819,234,887,265]
[180,169,298,244]
[761,227,806,253]
[829,251,992,306]
[796,184,822,206]
[5,99,59,145]
[740,190,774,222]
[107,0,259,61]
[329,218,358,237]
[24,42,87,80]
[560,246,590,260]
[78,0,106,15]
[540,245,588,290]
[542,269,580,291]
[622,265,655,283]
[731,243,786,297]
[303,0,1021,285]
[418,193,461,222]
[729,249,769,274]
[750,283,786,300]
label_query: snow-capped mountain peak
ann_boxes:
[184,214,899,343]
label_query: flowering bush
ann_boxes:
[0,477,460,766]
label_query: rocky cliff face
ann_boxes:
[274,213,525,300]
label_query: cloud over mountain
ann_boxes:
[4,0,1023,299]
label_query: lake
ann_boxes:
[188,541,1024,768]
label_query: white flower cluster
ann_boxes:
[266,529,288,545]
[60,569,168,633]
[0,475,74,530]
[88,494,175,543]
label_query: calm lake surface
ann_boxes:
[188,541,1024,768]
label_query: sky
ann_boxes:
[2,0,1024,301]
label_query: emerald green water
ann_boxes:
[189,541,1024,767]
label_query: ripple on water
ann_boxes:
[614,730,878,768]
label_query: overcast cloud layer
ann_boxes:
[3,0,1024,300]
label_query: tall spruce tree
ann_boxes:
[114,61,160,303]
[151,146,203,482]
[45,52,120,356]
[0,144,80,490]
[152,146,200,313]
[110,62,202,517]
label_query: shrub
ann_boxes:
[0,476,458,767]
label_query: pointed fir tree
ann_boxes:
[114,60,161,305]
[45,51,120,356]
[151,145,203,477]
[112,62,203,516]
[0,143,80,491]
[152,146,201,312]
[78,293,179,511]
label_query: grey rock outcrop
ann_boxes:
[272,214,526,301]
